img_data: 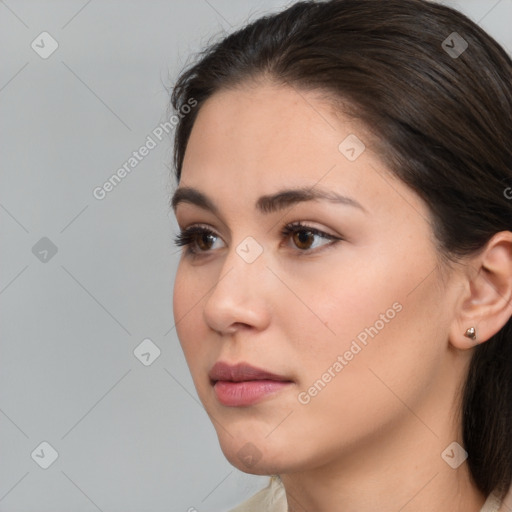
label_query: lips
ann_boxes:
[209,361,293,407]
[209,361,291,383]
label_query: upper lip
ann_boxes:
[209,361,292,383]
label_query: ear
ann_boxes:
[450,231,512,350]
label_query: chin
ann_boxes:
[216,432,295,476]
[224,447,286,476]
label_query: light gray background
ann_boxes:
[1,1,511,511]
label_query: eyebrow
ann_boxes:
[171,185,367,216]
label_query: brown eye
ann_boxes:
[281,222,341,253]
[173,221,342,257]
[197,232,216,251]
[173,225,222,255]
[292,229,315,250]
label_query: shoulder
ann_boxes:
[483,482,512,512]
[498,483,512,512]
[227,478,512,511]
[228,476,287,512]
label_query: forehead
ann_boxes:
[182,83,364,186]
[177,82,431,230]
[188,82,342,145]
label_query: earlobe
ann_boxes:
[449,231,512,351]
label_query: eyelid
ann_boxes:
[173,221,343,256]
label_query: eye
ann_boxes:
[173,221,342,257]
[173,224,221,255]
[279,222,341,252]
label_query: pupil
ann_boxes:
[296,230,312,249]
[199,234,213,250]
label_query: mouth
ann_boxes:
[209,361,294,407]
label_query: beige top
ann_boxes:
[229,475,512,512]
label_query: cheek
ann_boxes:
[281,259,400,369]
[172,266,187,339]
[287,250,446,406]
[172,265,204,360]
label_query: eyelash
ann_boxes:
[172,221,342,257]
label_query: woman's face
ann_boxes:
[172,82,465,476]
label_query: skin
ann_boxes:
[172,80,512,512]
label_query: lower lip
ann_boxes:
[213,380,292,406]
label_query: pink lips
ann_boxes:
[209,361,293,406]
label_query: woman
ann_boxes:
[170,0,512,510]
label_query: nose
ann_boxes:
[202,241,272,335]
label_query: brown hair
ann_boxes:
[170,0,512,498]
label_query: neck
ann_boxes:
[280,366,487,512]
[281,429,486,512]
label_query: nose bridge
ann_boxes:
[216,234,267,294]
[233,234,265,266]
[203,234,269,332]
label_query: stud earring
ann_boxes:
[464,327,476,341]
